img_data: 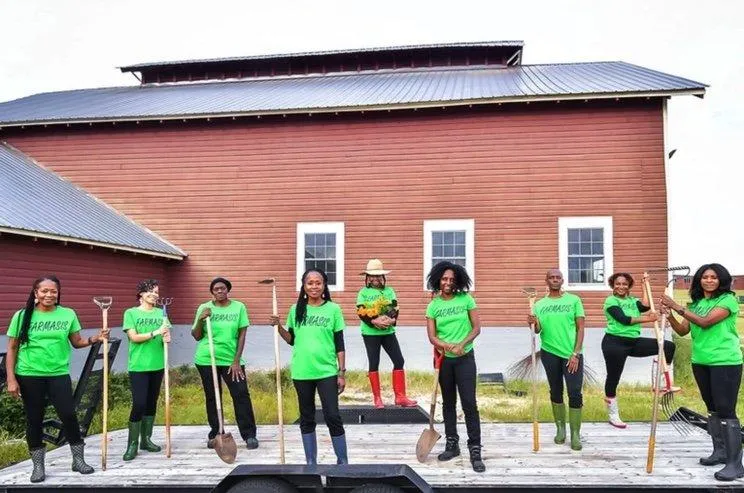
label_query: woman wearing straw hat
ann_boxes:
[356,259,416,409]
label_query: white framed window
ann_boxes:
[423,219,475,290]
[558,216,613,292]
[296,222,345,292]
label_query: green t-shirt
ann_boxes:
[535,293,585,359]
[193,300,249,366]
[286,301,345,380]
[425,293,477,358]
[123,306,166,372]
[689,293,742,366]
[6,306,81,376]
[356,286,397,336]
[604,295,642,338]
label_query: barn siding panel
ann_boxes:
[4,100,668,327]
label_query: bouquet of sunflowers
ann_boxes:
[357,297,398,328]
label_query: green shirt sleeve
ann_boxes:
[192,303,206,328]
[6,310,22,338]
[333,304,345,332]
[123,309,135,331]
[721,294,740,316]
[425,300,436,319]
[466,293,477,310]
[239,303,250,329]
[574,296,586,317]
[355,290,365,306]
[69,311,82,334]
[286,305,296,330]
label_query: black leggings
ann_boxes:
[128,370,164,422]
[17,375,83,449]
[439,351,481,447]
[541,350,584,408]
[293,376,345,436]
[602,333,675,397]
[692,364,742,419]
[362,334,405,371]
[196,365,257,440]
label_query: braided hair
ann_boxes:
[16,276,61,345]
[295,269,332,327]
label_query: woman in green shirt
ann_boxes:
[425,261,484,473]
[269,269,347,465]
[5,276,106,482]
[356,259,416,409]
[191,277,258,450]
[528,269,585,451]
[601,272,674,429]
[661,263,743,481]
[121,279,171,461]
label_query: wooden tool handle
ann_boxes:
[205,318,225,433]
[164,340,171,458]
[429,350,444,430]
[102,308,109,470]
[272,284,285,464]
[529,296,539,452]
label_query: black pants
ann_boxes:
[293,376,344,437]
[362,334,405,371]
[541,350,584,408]
[439,351,481,447]
[692,363,742,419]
[196,364,257,440]
[602,333,675,397]
[128,370,164,422]
[17,374,83,449]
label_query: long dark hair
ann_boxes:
[426,261,472,294]
[689,263,734,303]
[295,269,332,326]
[17,276,61,345]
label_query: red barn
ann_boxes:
[0,41,706,329]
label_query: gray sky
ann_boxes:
[1,0,742,273]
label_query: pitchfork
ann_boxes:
[157,297,174,458]
[92,296,112,470]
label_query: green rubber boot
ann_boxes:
[140,416,161,452]
[569,407,582,451]
[551,402,566,444]
[123,421,141,461]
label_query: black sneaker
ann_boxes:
[469,445,485,473]
[245,437,259,450]
[437,436,460,461]
[207,438,216,449]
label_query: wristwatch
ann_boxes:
[338,369,346,377]
[676,307,686,316]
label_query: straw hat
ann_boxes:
[360,259,391,276]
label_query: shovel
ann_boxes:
[416,349,444,462]
[205,317,238,463]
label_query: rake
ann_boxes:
[642,266,688,473]
[92,296,112,471]
[258,278,285,464]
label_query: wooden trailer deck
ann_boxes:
[1,423,741,491]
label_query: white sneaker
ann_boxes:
[606,397,627,428]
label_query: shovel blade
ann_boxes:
[214,432,238,464]
[415,428,441,463]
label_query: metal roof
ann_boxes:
[0,143,186,259]
[0,62,706,127]
[119,41,525,71]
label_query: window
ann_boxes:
[296,222,344,291]
[558,216,613,291]
[423,219,475,290]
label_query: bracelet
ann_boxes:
[338,369,346,377]
[676,307,686,316]
[87,336,93,346]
